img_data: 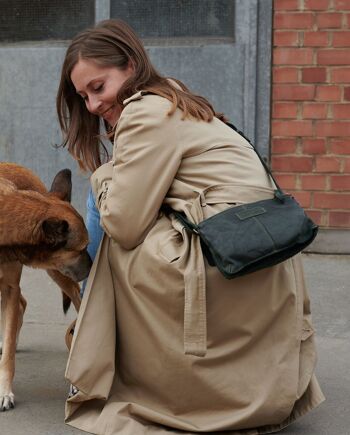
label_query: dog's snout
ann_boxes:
[60,250,92,282]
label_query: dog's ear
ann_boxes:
[50,169,72,202]
[42,218,69,245]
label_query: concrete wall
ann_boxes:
[0,0,272,216]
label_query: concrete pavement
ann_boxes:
[1,253,349,435]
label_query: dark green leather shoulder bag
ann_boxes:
[171,123,318,279]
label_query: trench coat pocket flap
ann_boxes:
[301,318,314,341]
[158,218,186,263]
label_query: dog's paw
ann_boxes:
[0,392,15,411]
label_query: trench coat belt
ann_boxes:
[181,191,209,358]
[180,184,275,358]
[183,230,207,357]
[181,187,237,358]
[181,186,240,358]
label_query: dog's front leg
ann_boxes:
[0,294,26,355]
[0,292,4,352]
[0,282,20,411]
[46,269,81,312]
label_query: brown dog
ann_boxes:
[0,162,91,411]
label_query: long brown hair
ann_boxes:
[57,19,226,172]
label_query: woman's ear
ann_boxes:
[127,58,135,74]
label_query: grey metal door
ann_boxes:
[0,0,272,213]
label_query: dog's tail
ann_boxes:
[63,292,72,314]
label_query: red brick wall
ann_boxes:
[272,0,350,229]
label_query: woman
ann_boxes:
[57,19,324,435]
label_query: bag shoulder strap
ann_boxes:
[168,121,286,233]
[225,122,284,197]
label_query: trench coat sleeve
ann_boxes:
[91,98,182,250]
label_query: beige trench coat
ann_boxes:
[65,92,324,434]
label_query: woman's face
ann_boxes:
[70,58,134,127]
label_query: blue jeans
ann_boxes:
[81,188,104,296]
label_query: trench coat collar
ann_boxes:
[122,79,182,106]
[123,91,149,106]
